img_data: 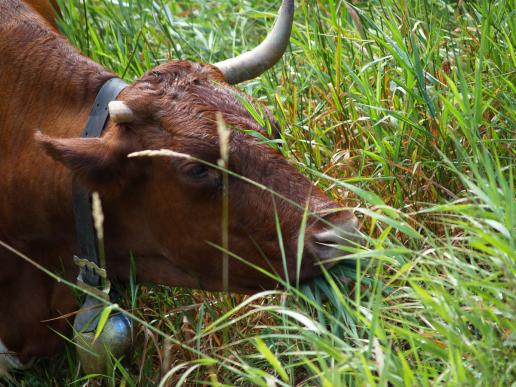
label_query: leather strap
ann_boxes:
[72,77,128,286]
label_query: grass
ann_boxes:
[9,0,515,385]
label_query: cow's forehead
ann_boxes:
[140,60,225,88]
[135,63,273,133]
[122,60,279,154]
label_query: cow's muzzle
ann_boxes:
[309,214,361,267]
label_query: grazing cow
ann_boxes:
[0,0,359,372]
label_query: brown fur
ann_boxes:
[20,0,59,28]
[0,0,356,364]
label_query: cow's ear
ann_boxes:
[35,131,140,191]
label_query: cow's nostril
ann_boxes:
[310,216,360,262]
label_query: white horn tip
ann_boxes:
[108,101,135,123]
[214,0,295,84]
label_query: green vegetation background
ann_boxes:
[14,0,515,385]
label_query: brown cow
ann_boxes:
[0,0,359,372]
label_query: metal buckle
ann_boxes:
[73,255,110,300]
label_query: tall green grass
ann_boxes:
[11,0,515,385]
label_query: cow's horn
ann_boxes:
[214,0,294,85]
[108,101,135,123]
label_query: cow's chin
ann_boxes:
[110,253,279,295]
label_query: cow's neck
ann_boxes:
[0,2,115,137]
[0,3,122,254]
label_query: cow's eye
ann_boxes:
[178,162,220,190]
[184,163,209,179]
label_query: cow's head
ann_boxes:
[37,0,360,293]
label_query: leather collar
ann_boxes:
[72,77,128,286]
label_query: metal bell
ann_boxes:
[74,296,133,374]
